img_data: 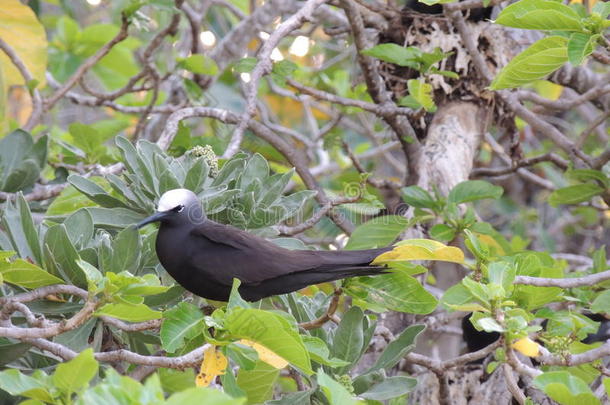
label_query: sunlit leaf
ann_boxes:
[512,337,540,357]
[373,239,465,264]
[196,345,227,387]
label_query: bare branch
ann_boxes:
[479,133,556,190]
[506,347,541,378]
[473,152,569,177]
[100,317,162,332]
[518,82,610,111]
[576,110,610,148]
[0,300,97,339]
[514,269,610,288]
[27,337,210,369]
[288,78,413,118]
[299,288,342,329]
[503,363,527,405]
[225,0,330,159]
[45,15,130,112]
[445,7,593,166]
[0,36,43,131]
[341,0,421,180]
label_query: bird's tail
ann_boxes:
[313,246,392,268]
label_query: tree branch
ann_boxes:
[0,36,43,131]
[45,15,130,112]
[225,0,330,158]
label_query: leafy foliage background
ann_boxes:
[0,0,608,404]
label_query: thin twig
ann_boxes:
[224,0,330,158]
[473,152,569,177]
[576,110,610,148]
[0,36,43,131]
[288,78,413,118]
[299,288,342,329]
[517,82,610,112]
[45,15,130,112]
[27,337,209,369]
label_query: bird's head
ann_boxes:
[136,188,206,228]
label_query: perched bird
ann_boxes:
[137,189,391,301]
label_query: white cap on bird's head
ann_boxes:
[137,189,205,228]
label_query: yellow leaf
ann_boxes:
[477,234,506,256]
[195,345,228,387]
[532,80,563,101]
[512,337,540,357]
[0,0,48,88]
[372,239,464,265]
[238,339,289,369]
[446,303,490,313]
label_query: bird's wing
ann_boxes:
[189,221,321,286]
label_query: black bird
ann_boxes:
[137,189,391,301]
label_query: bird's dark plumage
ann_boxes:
[138,189,391,301]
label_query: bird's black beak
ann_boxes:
[136,211,171,229]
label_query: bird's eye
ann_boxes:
[175,205,184,213]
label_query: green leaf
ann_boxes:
[44,224,87,288]
[46,185,97,216]
[331,307,364,371]
[265,391,313,405]
[404,79,436,112]
[2,193,42,264]
[567,33,597,66]
[271,60,298,85]
[316,369,357,405]
[429,224,456,243]
[234,57,257,73]
[110,227,141,273]
[347,271,438,314]
[345,215,409,250]
[566,169,609,187]
[490,36,568,90]
[401,186,437,209]
[0,130,44,192]
[161,302,204,353]
[239,153,269,190]
[476,317,505,333]
[166,387,245,405]
[361,44,421,67]
[68,175,129,209]
[225,308,312,374]
[85,207,145,229]
[64,209,94,249]
[54,318,96,352]
[236,361,279,404]
[360,376,417,400]
[488,261,516,292]
[533,371,600,405]
[448,180,504,204]
[302,336,350,367]
[0,339,31,367]
[593,1,610,18]
[0,258,63,289]
[0,369,53,402]
[53,349,99,395]
[178,54,218,75]
[96,302,161,322]
[441,283,476,310]
[368,324,425,372]
[548,183,604,206]
[591,290,610,314]
[495,0,583,31]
